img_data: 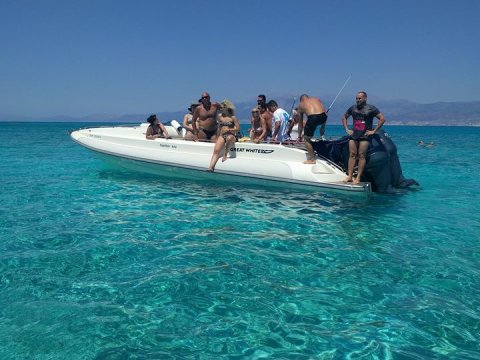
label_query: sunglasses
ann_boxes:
[201,96,210,100]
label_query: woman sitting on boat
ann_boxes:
[249,106,267,143]
[207,100,240,172]
[145,114,171,140]
[182,102,198,140]
[287,107,304,143]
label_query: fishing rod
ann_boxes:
[288,96,297,120]
[326,74,352,113]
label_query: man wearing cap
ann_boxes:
[192,92,221,141]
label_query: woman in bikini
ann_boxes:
[182,102,198,140]
[207,100,240,172]
[287,107,304,143]
[145,114,171,140]
[249,107,267,143]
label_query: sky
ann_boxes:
[1,0,479,117]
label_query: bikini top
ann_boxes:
[150,124,163,135]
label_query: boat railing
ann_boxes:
[68,122,143,133]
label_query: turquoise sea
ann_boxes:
[0,122,479,359]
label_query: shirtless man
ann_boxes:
[192,92,221,141]
[297,94,328,164]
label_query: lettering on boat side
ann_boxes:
[159,144,177,149]
[89,134,102,139]
[231,147,274,154]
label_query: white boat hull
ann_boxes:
[70,123,371,198]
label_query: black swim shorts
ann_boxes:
[200,128,217,139]
[304,113,327,137]
[350,130,371,141]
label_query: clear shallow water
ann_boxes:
[0,122,479,359]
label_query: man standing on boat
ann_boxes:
[342,91,385,184]
[297,94,328,164]
[192,92,221,141]
[267,100,290,143]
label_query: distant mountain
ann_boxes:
[231,96,480,126]
[1,97,479,126]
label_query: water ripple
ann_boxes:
[1,124,480,358]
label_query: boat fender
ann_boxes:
[170,120,182,132]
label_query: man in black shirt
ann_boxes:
[342,91,385,184]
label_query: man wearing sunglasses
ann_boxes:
[192,92,221,141]
[257,94,267,107]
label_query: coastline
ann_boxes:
[1,119,479,127]
[2,98,480,127]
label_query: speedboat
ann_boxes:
[70,122,372,198]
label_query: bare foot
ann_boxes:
[343,177,353,183]
[303,159,316,164]
[352,178,361,184]
[221,155,228,162]
[206,168,214,172]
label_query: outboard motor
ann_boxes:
[368,131,419,191]
[363,134,392,192]
[312,130,418,193]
